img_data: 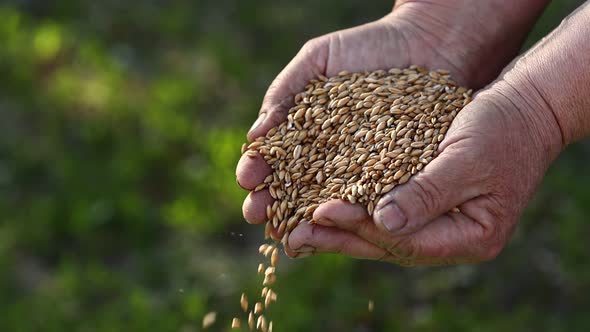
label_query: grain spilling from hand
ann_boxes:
[202,311,216,329]
[237,66,472,330]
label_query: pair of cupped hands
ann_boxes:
[236,1,563,266]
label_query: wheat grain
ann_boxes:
[254,302,263,315]
[248,311,254,330]
[241,293,249,312]
[202,311,216,329]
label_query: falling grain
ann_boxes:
[248,311,255,330]
[241,293,249,312]
[254,302,263,315]
[202,312,216,329]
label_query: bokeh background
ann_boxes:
[1,0,589,331]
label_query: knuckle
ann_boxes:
[387,236,419,259]
[412,176,443,215]
[479,221,500,245]
[262,83,292,115]
[477,214,507,248]
[465,202,509,262]
[263,81,282,102]
[304,223,320,243]
[300,36,329,72]
[302,36,325,53]
[476,225,506,261]
[355,219,375,238]
[337,239,354,256]
[266,106,288,123]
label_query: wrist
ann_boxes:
[510,2,590,146]
[385,0,550,88]
[482,69,564,165]
[393,0,550,18]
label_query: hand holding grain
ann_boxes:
[236,0,557,266]
[287,1,590,265]
[286,79,562,265]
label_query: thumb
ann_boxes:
[373,146,482,236]
[247,38,328,141]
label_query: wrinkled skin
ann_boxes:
[236,0,561,266]
[285,78,562,265]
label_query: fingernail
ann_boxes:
[375,201,407,233]
[249,112,266,134]
[294,245,315,253]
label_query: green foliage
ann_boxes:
[0,1,589,331]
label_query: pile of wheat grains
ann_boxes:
[234,66,472,330]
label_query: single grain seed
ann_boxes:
[259,316,268,332]
[254,302,263,315]
[271,249,279,267]
[241,293,249,312]
[248,312,254,330]
[202,312,216,329]
[245,150,258,158]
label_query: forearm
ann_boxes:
[509,1,590,146]
[389,0,551,87]
[393,0,550,30]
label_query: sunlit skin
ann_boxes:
[236,0,590,266]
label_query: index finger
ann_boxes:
[247,38,329,142]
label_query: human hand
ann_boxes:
[286,74,563,265]
[288,0,590,266]
[236,0,551,261]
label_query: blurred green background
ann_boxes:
[1,0,589,331]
